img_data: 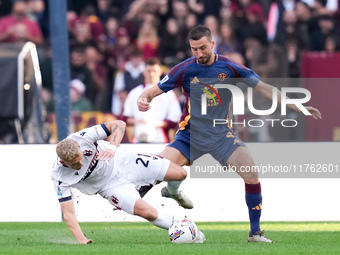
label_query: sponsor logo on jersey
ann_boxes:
[80,132,86,137]
[192,77,223,106]
[201,84,222,107]
[160,75,169,84]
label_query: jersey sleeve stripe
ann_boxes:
[227,64,241,78]
[100,123,111,137]
[169,58,195,76]
[59,196,72,203]
[219,55,248,70]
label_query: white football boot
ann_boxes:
[161,186,194,209]
[248,230,274,243]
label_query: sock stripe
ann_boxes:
[245,182,261,194]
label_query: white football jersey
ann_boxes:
[51,124,121,201]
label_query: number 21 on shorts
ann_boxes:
[135,153,161,168]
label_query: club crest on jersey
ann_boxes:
[83,150,93,156]
[110,196,119,204]
[218,72,227,81]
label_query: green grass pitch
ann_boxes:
[0,222,339,255]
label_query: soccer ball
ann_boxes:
[168,219,198,243]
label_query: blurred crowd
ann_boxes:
[0,0,339,142]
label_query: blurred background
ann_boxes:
[0,0,339,144]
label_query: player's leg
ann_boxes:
[134,199,168,228]
[227,146,273,243]
[163,160,187,182]
[136,144,189,198]
[106,182,174,229]
[160,145,190,166]
[133,198,206,243]
[133,198,173,229]
[106,182,200,239]
[160,144,194,209]
[160,145,189,195]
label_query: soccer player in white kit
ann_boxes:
[51,120,205,244]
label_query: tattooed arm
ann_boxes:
[97,120,126,161]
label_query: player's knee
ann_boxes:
[243,177,259,184]
[179,167,187,181]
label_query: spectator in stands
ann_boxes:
[220,1,234,24]
[66,10,78,33]
[295,1,312,49]
[135,20,159,60]
[46,79,93,113]
[122,1,159,42]
[85,45,107,110]
[123,58,181,143]
[233,0,266,23]
[324,35,339,53]
[110,27,135,69]
[285,36,302,77]
[309,14,336,51]
[182,12,198,58]
[184,12,199,33]
[0,0,43,45]
[273,10,307,48]
[236,2,267,46]
[27,0,48,39]
[187,0,205,23]
[171,0,189,34]
[304,0,338,16]
[105,16,119,49]
[97,0,119,23]
[70,45,96,104]
[158,18,186,67]
[243,38,263,70]
[218,22,242,54]
[204,15,221,53]
[267,0,296,44]
[187,0,222,23]
[111,50,145,116]
[79,5,106,43]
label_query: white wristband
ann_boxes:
[108,144,118,152]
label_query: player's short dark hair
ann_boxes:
[188,25,212,41]
[145,57,161,66]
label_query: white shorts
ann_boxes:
[99,153,170,214]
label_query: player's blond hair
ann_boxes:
[56,139,80,161]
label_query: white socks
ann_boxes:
[151,209,173,229]
[166,181,182,195]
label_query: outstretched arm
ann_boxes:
[137,85,164,112]
[60,200,92,244]
[97,120,126,161]
[254,80,322,120]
